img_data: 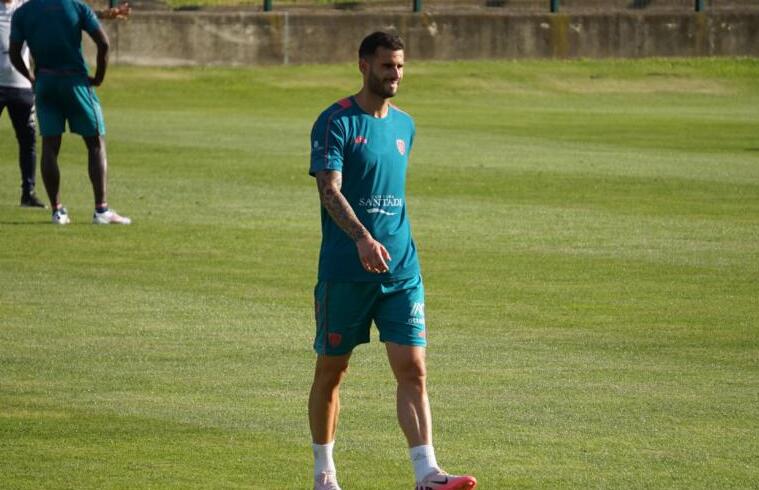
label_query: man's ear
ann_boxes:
[358,57,369,76]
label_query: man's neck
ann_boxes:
[354,89,390,118]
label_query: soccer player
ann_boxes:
[0,0,43,207]
[308,31,477,490]
[9,0,131,224]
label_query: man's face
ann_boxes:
[361,47,404,99]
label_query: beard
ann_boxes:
[367,69,399,99]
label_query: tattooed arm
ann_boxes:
[316,170,391,273]
[316,170,368,241]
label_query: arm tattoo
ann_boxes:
[316,171,369,242]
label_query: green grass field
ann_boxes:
[1,58,758,489]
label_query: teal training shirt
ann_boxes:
[10,0,100,77]
[310,96,420,282]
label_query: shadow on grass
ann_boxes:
[0,221,50,226]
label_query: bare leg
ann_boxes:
[309,353,351,444]
[41,136,63,209]
[83,134,107,208]
[387,344,477,487]
[385,343,431,447]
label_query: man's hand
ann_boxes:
[356,236,391,274]
[99,2,131,20]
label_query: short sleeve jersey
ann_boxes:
[10,0,100,77]
[0,0,31,88]
[310,96,420,282]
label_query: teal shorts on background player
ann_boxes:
[34,75,105,137]
[314,275,427,356]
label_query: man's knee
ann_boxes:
[84,135,105,151]
[313,357,350,389]
[388,345,427,385]
[42,136,62,156]
[397,359,426,386]
[16,124,35,148]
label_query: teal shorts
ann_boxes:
[34,75,105,137]
[313,275,427,356]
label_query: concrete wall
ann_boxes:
[94,10,759,65]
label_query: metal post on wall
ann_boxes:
[412,0,422,12]
[550,0,559,13]
[263,0,272,11]
[695,0,704,11]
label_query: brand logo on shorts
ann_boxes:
[328,333,343,348]
[410,302,425,318]
[409,302,425,327]
[396,139,406,156]
[354,136,368,145]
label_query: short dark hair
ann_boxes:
[358,31,405,59]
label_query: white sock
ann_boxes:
[313,441,337,477]
[409,444,439,482]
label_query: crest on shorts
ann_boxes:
[328,333,343,348]
[396,139,406,156]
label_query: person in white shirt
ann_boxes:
[0,0,42,207]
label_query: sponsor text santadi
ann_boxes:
[358,194,403,208]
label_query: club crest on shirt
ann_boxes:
[396,139,406,156]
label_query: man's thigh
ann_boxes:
[5,88,36,135]
[313,281,378,356]
[34,79,65,137]
[65,84,105,137]
[375,275,427,348]
[35,77,104,137]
